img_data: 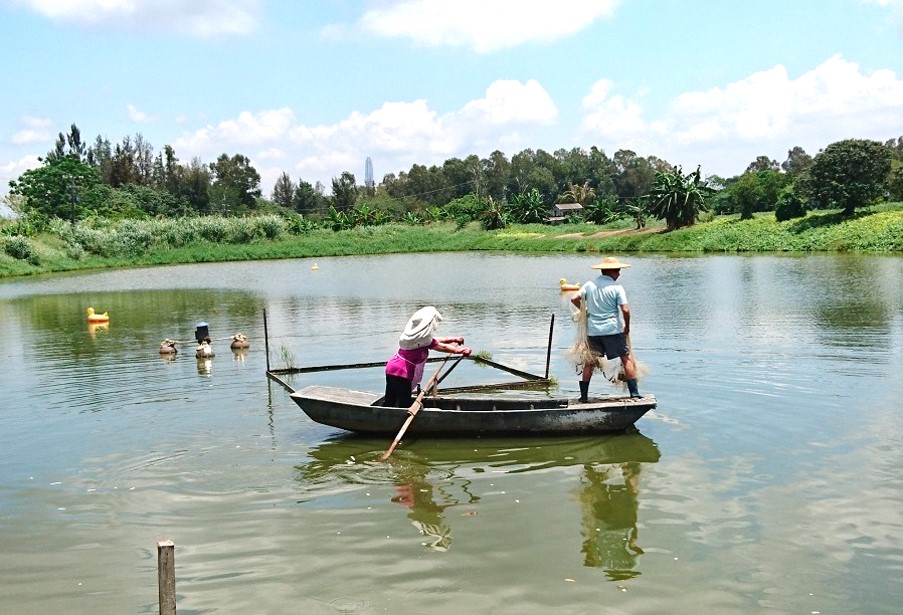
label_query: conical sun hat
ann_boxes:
[399,306,443,350]
[591,256,631,270]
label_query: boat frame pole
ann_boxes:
[263,309,270,373]
[545,313,554,379]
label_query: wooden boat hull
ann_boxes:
[290,385,656,436]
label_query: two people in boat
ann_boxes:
[570,256,641,401]
[384,306,471,408]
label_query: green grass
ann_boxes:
[2,204,902,278]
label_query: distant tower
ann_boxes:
[364,156,374,190]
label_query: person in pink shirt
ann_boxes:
[384,306,471,407]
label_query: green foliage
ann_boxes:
[886,161,903,201]
[330,171,358,211]
[284,213,317,235]
[479,197,509,230]
[509,188,546,223]
[210,153,262,213]
[326,206,353,231]
[3,235,39,264]
[646,165,713,230]
[733,173,761,220]
[443,194,482,224]
[775,186,807,222]
[293,180,324,215]
[0,210,50,236]
[621,197,647,229]
[583,196,619,224]
[9,156,100,221]
[806,139,893,215]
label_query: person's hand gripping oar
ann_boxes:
[380,354,464,461]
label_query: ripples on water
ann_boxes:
[1,253,902,614]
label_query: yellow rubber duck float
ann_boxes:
[559,278,581,292]
[86,307,110,323]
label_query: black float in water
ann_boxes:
[194,322,210,343]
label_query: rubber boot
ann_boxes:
[579,380,589,403]
[627,379,641,399]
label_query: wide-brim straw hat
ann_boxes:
[591,256,631,270]
[399,306,443,350]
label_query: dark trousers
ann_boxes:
[384,375,413,408]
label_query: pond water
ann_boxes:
[1,252,902,614]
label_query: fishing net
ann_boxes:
[563,296,649,390]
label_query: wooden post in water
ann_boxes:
[157,539,176,615]
[263,308,271,373]
[545,313,554,379]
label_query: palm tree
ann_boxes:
[646,166,712,231]
[559,181,596,205]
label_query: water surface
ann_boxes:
[1,253,901,614]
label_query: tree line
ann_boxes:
[7,123,903,232]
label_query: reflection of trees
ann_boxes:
[578,461,644,580]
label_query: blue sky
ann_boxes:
[2,0,903,202]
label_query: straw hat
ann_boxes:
[399,306,443,350]
[591,256,631,270]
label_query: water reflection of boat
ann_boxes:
[296,433,660,554]
[297,432,660,479]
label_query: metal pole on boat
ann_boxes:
[263,309,271,373]
[545,313,554,379]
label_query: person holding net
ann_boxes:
[570,257,641,401]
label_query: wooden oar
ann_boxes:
[380,355,454,461]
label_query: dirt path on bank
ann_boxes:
[554,226,661,239]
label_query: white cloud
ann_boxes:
[173,80,559,191]
[126,104,153,122]
[357,0,620,53]
[22,0,261,36]
[10,115,54,145]
[1,154,42,198]
[579,54,903,176]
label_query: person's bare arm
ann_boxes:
[434,340,471,356]
[620,304,631,335]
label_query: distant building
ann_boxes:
[548,202,583,224]
[364,157,374,190]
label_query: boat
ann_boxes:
[289,385,656,436]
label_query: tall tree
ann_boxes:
[806,139,892,215]
[9,156,99,221]
[272,172,296,208]
[330,171,358,210]
[482,150,510,202]
[180,157,212,214]
[745,155,779,173]
[109,137,137,187]
[613,149,657,200]
[781,146,813,176]
[86,135,113,184]
[210,153,262,213]
[293,179,324,215]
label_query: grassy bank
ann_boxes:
[2,204,902,278]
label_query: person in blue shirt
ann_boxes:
[570,256,641,401]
